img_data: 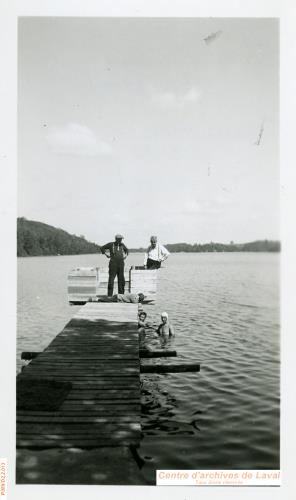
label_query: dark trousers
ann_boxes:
[147,258,161,269]
[108,259,125,296]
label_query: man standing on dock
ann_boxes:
[100,234,129,296]
[144,236,170,269]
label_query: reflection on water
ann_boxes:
[17,252,280,481]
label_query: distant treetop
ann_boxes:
[17,217,100,257]
[17,217,280,257]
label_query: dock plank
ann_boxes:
[17,303,141,452]
[17,438,139,449]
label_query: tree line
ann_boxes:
[130,241,280,253]
[17,217,280,257]
[17,218,100,256]
[162,240,280,253]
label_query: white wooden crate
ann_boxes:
[129,269,157,299]
[68,266,157,303]
[67,267,99,303]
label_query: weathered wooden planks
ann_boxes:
[17,303,141,451]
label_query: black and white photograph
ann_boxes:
[1,1,296,498]
[14,15,281,486]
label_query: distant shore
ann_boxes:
[17,217,280,257]
[130,240,280,254]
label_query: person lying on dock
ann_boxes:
[97,292,146,303]
[156,312,174,337]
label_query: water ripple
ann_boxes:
[18,252,280,475]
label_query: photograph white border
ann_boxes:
[1,1,295,499]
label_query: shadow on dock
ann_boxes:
[16,303,148,484]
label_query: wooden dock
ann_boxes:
[17,303,141,453]
[16,300,200,484]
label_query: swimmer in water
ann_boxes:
[138,310,149,345]
[156,312,174,337]
[138,311,147,331]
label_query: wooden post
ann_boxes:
[139,349,177,358]
[140,363,200,373]
[21,352,41,360]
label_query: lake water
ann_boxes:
[17,252,280,483]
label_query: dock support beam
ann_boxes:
[139,349,177,358]
[140,363,200,373]
[21,352,41,360]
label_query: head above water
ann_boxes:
[138,293,145,303]
[161,311,168,323]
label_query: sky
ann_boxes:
[18,17,279,247]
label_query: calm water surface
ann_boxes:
[17,252,280,483]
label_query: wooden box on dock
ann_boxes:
[129,267,158,300]
[67,267,99,303]
[68,266,157,303]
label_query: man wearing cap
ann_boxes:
[144,236,170,269]
[100,235,128,296]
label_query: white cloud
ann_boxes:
[181,196,235,216]
[151,87,202,110]
[183,200,219,215]
[46,123,112,157]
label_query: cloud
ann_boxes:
[180,196,235,216]
[46,123,112,156]
[151,87,201,110]
[184,200,219,215]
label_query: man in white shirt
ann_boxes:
[144,236,170,269]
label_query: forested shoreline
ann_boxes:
[153,240,280,253]
[17,218,100,256]
[17,217,280,257]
